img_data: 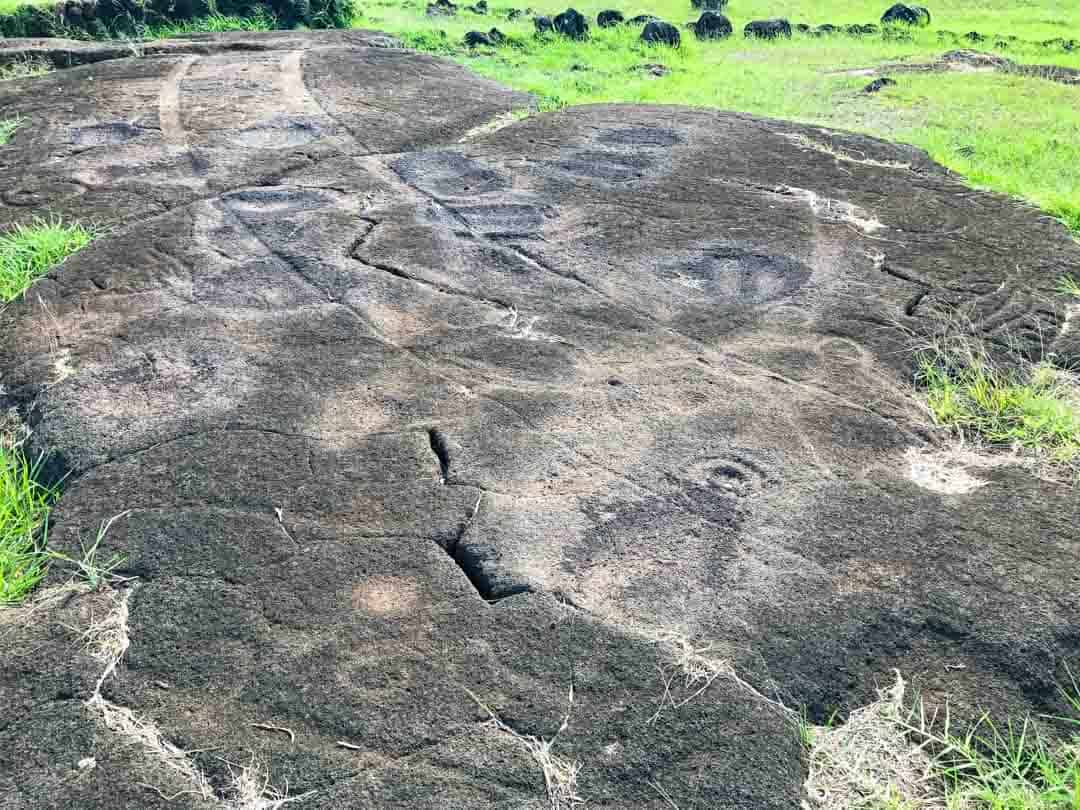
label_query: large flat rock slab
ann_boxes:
[2,32,1079,808]
[0,32,529,228]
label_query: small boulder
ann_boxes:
[630,62,669,76]
[692,11,732,40]
[534,14,554,32]
[463,27,504,46]
[882,26,913,41]
[597,8,623,27]
[744,18,792,39]
[690,0,727,9]
[628,13,656,25]
[845,23,878,35]
[641,19,680,46]
[553,7,588,38]
[795,23,810,33]
[425,0,455,15]
[880,3,930,27]
[863,76,896,93]
[426,0,457,15]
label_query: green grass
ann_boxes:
[915,330,1080,465]
[0,57,50,82]
[806,671,1080,809]
[355,1,1080,233]
[141,9,277,38]
[908,671,1080,809]
[0,220,94,603]
[0,436,53,605]
[1060,276,1080,300]
[0,219,94,303]
[47,511,130,591]
[0,117,21,146]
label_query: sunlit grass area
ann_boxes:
[0,219,94,303]
[0,430,53,605]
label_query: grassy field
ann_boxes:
[356,1,1080,232]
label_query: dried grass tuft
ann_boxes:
[802,672,945,810]
[466,686,585,810]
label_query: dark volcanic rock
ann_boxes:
[464,27,504,46]
[1039,36,1079,51]
[863,76,897,92]
[426,0,457,15]
[630,60,669,75]
[690,0,727,8]
[596,8,623,27]
[533,12,553,32]
[883,25,914,41]
[881,3,930,26]
[692,11,732,40]
[744,18,792,38]
[553,6,588,38]
[0,0,353,35]
[627,12,655,24]
[2,29,1080,810]
[641,19,680,46]
[845,22,879,36]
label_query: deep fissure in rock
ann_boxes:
[425,429,533,602]
[427,427,451,483]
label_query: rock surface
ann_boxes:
[464,27,505,47]
[2,30,1080,809]
[640,19,680,47]
[744,18,793,39]
[881,3,931,27]
[553,7,588,38]
[863,76,897,92]
[692,11,732,40]
[426,0,457,16]
[596,8,623,27]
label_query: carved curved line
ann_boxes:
[159,56,199,151]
